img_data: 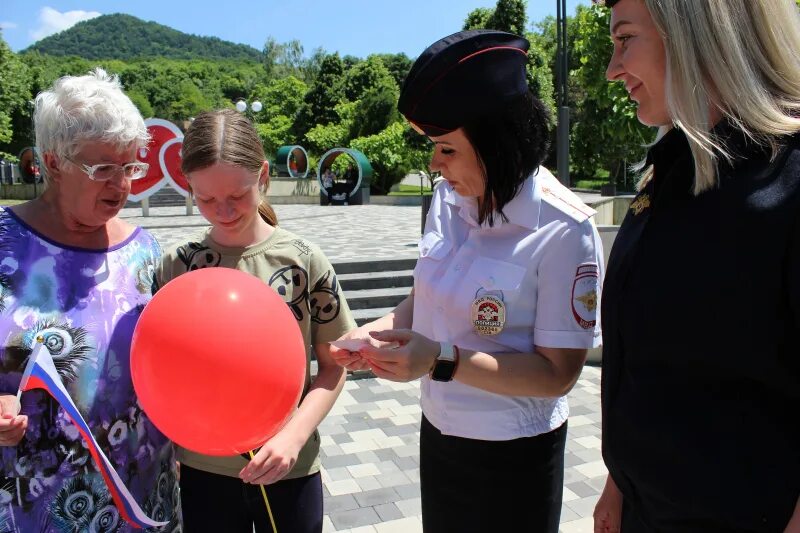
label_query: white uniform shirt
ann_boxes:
[413,167,603,441]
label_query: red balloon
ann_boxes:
[131,268,306,456]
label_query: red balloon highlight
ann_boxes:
[131,268,306,456]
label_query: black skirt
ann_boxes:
[420,415,567,533]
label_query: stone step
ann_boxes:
[332,258,417,275]
[350,306,397,327]
[337,270,414,291]
[125,188,190,208]
[343,286,410,311]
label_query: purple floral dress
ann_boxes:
[0,208,180,532]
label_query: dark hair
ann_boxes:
[462,90,551,226]
[181,109,278,226]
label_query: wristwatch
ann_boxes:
[430,342,459,382]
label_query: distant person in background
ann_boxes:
[321,168,334,190]
[594,0,800,531]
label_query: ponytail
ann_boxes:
[258,201,278,226]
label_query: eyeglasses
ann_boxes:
[64,156,149,182]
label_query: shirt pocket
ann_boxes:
[413,231,453,288]
[466,257,526,293]
[459,257,527,316]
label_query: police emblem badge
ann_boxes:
[471,294,506,335]
[629,194,651,215]
[572,264,599,329]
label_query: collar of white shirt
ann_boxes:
[442,169,543,231]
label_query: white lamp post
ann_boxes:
[235,100,262,114]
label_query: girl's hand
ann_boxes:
[0,395,27,447]
[239,429,304,485]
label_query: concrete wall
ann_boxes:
[267,177,320,197]
[0,184,42,200]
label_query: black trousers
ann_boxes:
[180,464,323,533]
[420,416,567,533]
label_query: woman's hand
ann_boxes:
[0,395,27,446]
[593,475,623,533]
[328,326,374,371]
[239,429,304,485]
[359,329,440,382]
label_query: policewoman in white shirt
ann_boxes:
[330,30,603,532]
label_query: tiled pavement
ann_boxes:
[119,204,422,262]
[319,367,605,533]
[123,204,606,532]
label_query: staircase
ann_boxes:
[312,258,415,378]
[334,258,416,327]
[125,187,189,208]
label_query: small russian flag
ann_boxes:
[18,341,168,529]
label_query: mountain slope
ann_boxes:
[24,13,262,62]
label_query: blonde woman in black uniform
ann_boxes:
[594,1,800,531]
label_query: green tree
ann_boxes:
[257,115,294,156]
[167,80,213,123]
[0,34,31,147]
[262,37,304,80]
[126,90,153,118]
[463,8,494,30]
[251,76,307,122]
[350,84,401,139]
[571,4,650,185]
[303,101,356,153]
[299,47,327,85]
[294,53,345,134]
[488,0,528,35]
[374,53,413,87]
[342,55,396,102]
[351,122,431,195]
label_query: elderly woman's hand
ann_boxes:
[358,329,440,382]
[0,395,27,446]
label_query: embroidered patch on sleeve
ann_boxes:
[571,263,599,329]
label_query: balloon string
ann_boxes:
[249,450,278,533]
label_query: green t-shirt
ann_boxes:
[155,226,355,480]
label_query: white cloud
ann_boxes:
[0,22,18,30]
[30,7,101,41]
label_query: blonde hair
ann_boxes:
[181,109,278,226]
[639,0,800,193]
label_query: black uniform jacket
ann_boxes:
[601,124,800,532]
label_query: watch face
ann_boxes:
[431,359,456,382]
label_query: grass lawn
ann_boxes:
[388,184,433,196]
[0,199,26,206]
[573,179,607,191]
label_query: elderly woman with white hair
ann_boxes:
[0,69,180,531]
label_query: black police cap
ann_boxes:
[398,30,530,137]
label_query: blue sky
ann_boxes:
[1,1,588,58]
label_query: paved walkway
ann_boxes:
[122,204,606,532]
[119,204,422,262]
